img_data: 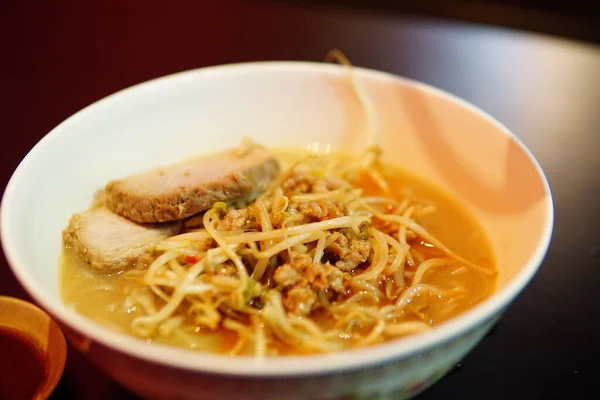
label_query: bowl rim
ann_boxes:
[0,61,554,377]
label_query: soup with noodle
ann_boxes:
[60,148,496,356]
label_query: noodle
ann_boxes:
[113,153,495,354]
[355,229,388,281]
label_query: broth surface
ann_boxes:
[60,149,496,355]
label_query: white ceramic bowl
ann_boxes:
[1,62,553,400]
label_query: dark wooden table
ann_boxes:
[2,1,599,399]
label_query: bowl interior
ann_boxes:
[1,62,552,374]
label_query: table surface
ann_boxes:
[1,1,599,399]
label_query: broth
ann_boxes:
[60,150,496,355]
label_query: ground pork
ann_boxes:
[281,172,344,195]
[298,199,347,221]
[304,262,346,293]
[283,287,317,316]
[273,263,302,287]
[282,172,313,194]
[328,235,372,271]
[274,253,349,315]
[221,208,249,231]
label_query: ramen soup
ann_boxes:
[60,144,496,357]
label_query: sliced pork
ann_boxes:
[105,140,280,223]
[62,208,181,271]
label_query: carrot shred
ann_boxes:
[184,255,199,264]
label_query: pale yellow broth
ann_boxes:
[60,149,496,354]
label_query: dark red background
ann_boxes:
[1,1,599,399]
